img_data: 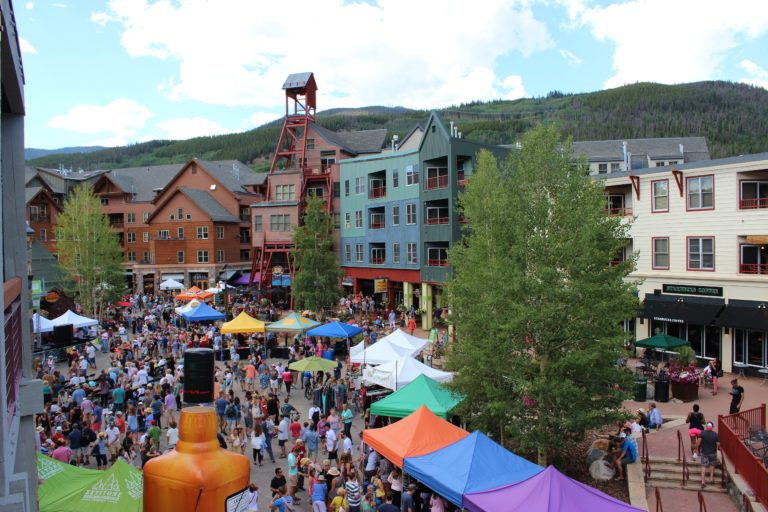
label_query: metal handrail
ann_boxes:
[642,430,652,480]
[677,430,690,485]
[697,491,708,512]
[743,493,755,512]
[655,488,664,512]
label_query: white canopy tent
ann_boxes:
[362,356,454,391]
[174,299,201,315]
[378,329,429,352]
[32,313,54,333]
[49,310,99,329]
[350,338,417,366]
[160,278,185,290]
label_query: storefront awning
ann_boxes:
[641,294,725,325]
[713,299,768,332]
[161,273,184,281]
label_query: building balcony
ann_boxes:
[426,216,449,225]
[605,207,633,217]
[29,214,50,222]
[425,175,449,190]
[369,186,387,199]
[740,263,768,274]
[154,236,185,241]
[370,256,385,265]
[109,220,124,228]
[739,198,768,209]
[427,258,449,267]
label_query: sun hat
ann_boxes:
[327,467,340,476]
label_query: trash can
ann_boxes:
[634,377,647,402]
[654,378,670,403]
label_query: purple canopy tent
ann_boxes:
[233,273,259,286]
[463,466,643,512]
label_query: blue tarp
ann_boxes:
[271,275,291,287]
[403,431,543,508]
[307,321,363,339]
[182,302,225,322]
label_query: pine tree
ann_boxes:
[292,196,343,316]
[446,125,638,466]
[54,184,125,319]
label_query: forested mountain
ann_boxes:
[28,81,768,171]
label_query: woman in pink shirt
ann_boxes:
[51,439,72,463]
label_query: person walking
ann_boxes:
[686,404,705,460]
[729,379,745,414]
[698,422,719,488]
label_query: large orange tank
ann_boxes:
[143,349,250,511]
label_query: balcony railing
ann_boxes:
[740,198,768,209]
[457,178,470,187]
[605,207,633,216]
[109,220,124,228]
[426,216,449,225]
[370,256,385,264]
[369,186,387,199]
[4,279,23,426]
[425,175,449,190]
[739,263,768,274]
[719,405,767,506]
[428,258,449,267]
[29,214,50,222]
[154,236,185,241]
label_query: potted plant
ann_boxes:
[667,347,700,401]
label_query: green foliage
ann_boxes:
[446,126,638,466]
[28,82,768,171]
[292,196,343,315]
[672,345,697,365]
[54,184,125,318]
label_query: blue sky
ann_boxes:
[17,0,768,150]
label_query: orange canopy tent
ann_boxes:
[175,286,214,302]
[362,405,468,467]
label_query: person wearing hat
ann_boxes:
[698,422,719,487]
[311,473,328,511]
[401,483,418,512]
[326,466,342,498]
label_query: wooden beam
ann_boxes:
[4,276,22,309]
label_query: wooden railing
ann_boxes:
[719,405,768,506]
[677,430,690,485]
[368,186,386,199]
[426,216,449,225]
[739,198,768,209]
[605,207,633,216]
[739,263,768,275]
[425,175,449,190]
[428,258,449,267]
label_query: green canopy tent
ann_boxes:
[265,312,320,333]
[288,356,337,372]
[37,453,143,512]
[370,374,464,419]
[635,333,689,350]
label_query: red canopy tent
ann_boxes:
[362,405,468,467]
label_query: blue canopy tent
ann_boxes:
[307,321,363,360]
[403,431,543,508]
[182,302,225,322]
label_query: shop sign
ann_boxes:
[662,284,723,297]
[374,278,388,294]
[652,316,685,324]
[342,277,354,287]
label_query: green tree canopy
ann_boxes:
[54,184,125,318]
[292,195,343,315]
[446,125,638,466]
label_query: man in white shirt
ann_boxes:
[166,420,179,451]
[105,421,121,460]
[340,431,353,457]
[86,344,97,369]
[325,427,338,461]
[137,365,149,386]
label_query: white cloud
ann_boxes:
[501,74,527,100]
[575,0,768,89]
[25,2,33,9]
[156,117,234,140]
[249,111,281,128]
[739,59,768,89]
[52,2,66,7]
[559,49,582,66]
[46,99,153,136]
[92,0,552,109]
[19,37,37,54]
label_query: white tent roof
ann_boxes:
[350,340,365,357]
[159,278,185,290]
[378,329,429,352]
[174,299,201,315]
[362,357,454,391]
[32,313,54,333]
[350,338,416,366]
[50,310,99,329]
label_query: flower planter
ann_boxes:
[670,381,699,402]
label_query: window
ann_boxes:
[333,213,341,229]
[177,208,183,219]
[598,163,608,174]
[344,180,350,196]
[686,176,714,210]
[197,250,209,263]
[652,237,669,269]
[345,244,351,263]
[740,181,768,209]
[40,228,47,241]
[270,214,291,231]
[177,251,184,263]
[393,243,400,264]
[186,214,191,220]
[688,237,714,270]
[143,251,150,262]
[275,184,296,200]
[355,244,364,262]
[355,211,363,228]
[610,163,621,172]
[217,226,225,239]
[143,212,150,223]
[306,185,325,198]
[157,230,170,240]
[177,227,184,239]
[668,160,678,166]
[127,232,136,243]
[101,198,109,205]
[392,170,399,188]
[240,249,251,262]
[407,243,417,264]
[655,161,665,167]
[216,249,225,263]
[355,176,365,195]
[651,180,669,212]
[392,205,400,226]
[344,212,351,229]
[306,138,315,150]
[126,213,136,224]
[406,203,416,225]
[143,231,149,243]
[406,165,419,185]
[740,244,768,274]
[370,246,385,264]
[253,215,263,232]
[127,251,136,262]
[197,226,209,239]
[427,247,449,266]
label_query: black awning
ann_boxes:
[641,294,725,325]
[713,302,768,332]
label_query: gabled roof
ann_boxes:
[282,72,315,90]
[149,187,240,223]
[601,151,768,179]
[398,123,424,148]
[418,112,453,152]
[194,159,267,190]
[313,124,386,155]
[104,164,186,202]
[25,186,62,210]
[572,137,709,162]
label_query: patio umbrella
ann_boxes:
[635,333,689,350]
[288,356,337,372]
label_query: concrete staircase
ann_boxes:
[644,456,728,493]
